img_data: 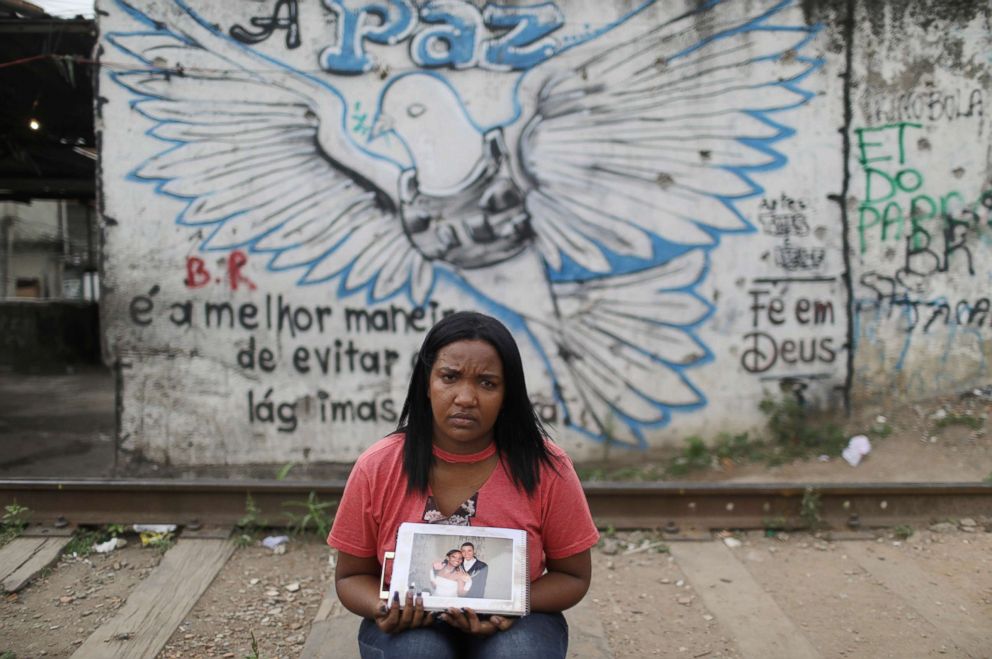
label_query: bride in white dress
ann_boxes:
[431,549,472,597]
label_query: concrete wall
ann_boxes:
[848,2,992,403]
[96,0,991,465]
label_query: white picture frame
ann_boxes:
[383,522,529,616]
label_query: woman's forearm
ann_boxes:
[336,573,384,619]
[528,570,589,612]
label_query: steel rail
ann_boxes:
[1,479,989,531]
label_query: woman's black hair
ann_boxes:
[398,310,555,495]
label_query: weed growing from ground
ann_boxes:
[62,523,135,557]
[275,462,296,481]
[64,528,106,557]
[714,432,766,464]
[284,491,337,538]
[666,436,712,476]
[799,486,823,530]
[893,525,914,540]
[760,396,847,459]
[0,502,30,547]
[762,515,788,536]
[234,494,267,548]
[245,630,261,659]
[105,523,126,538]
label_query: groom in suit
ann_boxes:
[460,542,488,598]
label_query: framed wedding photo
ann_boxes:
[383,522,529,616]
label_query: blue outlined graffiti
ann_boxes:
[106,0,822,448]
[320,0,418,74]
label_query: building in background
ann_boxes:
[0,1,99,369]
[1,199,99,301]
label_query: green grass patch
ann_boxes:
[933,413,983,430]
[760,396,847,459]
[577,464,667,482]
[715,432,768,463]
[65,528,106,557]
[666,436,712,476]
[64,523,130,557]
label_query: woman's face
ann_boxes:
[428,339,505,453]
[447,551,463,567]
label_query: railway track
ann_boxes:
[2,479,990,658]
[2,479,990,531]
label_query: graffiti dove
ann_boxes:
[108,0,819,446]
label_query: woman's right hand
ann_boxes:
[373,590,434,634]
[432,560,444,570]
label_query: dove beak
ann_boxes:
[369,112,393,141]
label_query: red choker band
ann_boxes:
[432,442,497,464]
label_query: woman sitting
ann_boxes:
[328,311,599,659]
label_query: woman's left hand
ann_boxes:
[439,607,515,636]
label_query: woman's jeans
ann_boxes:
[357,612,568,659]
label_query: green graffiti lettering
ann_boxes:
[881,201,904,242]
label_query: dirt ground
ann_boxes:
[2,525,989,658]
[0,541,163,657]
[158,540,332,659]
[586,525,992,658]
[0,367,115,479]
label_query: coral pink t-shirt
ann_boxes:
[327,434,599,583]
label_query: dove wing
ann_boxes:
[106,0,431,302]
[513,0,819,274]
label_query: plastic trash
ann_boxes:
[139,532,171,546]
[93,537,127,553]
[262,535,290,550]
[842,434,872,467]
[132,524,176,547]
[132,524,177,533]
